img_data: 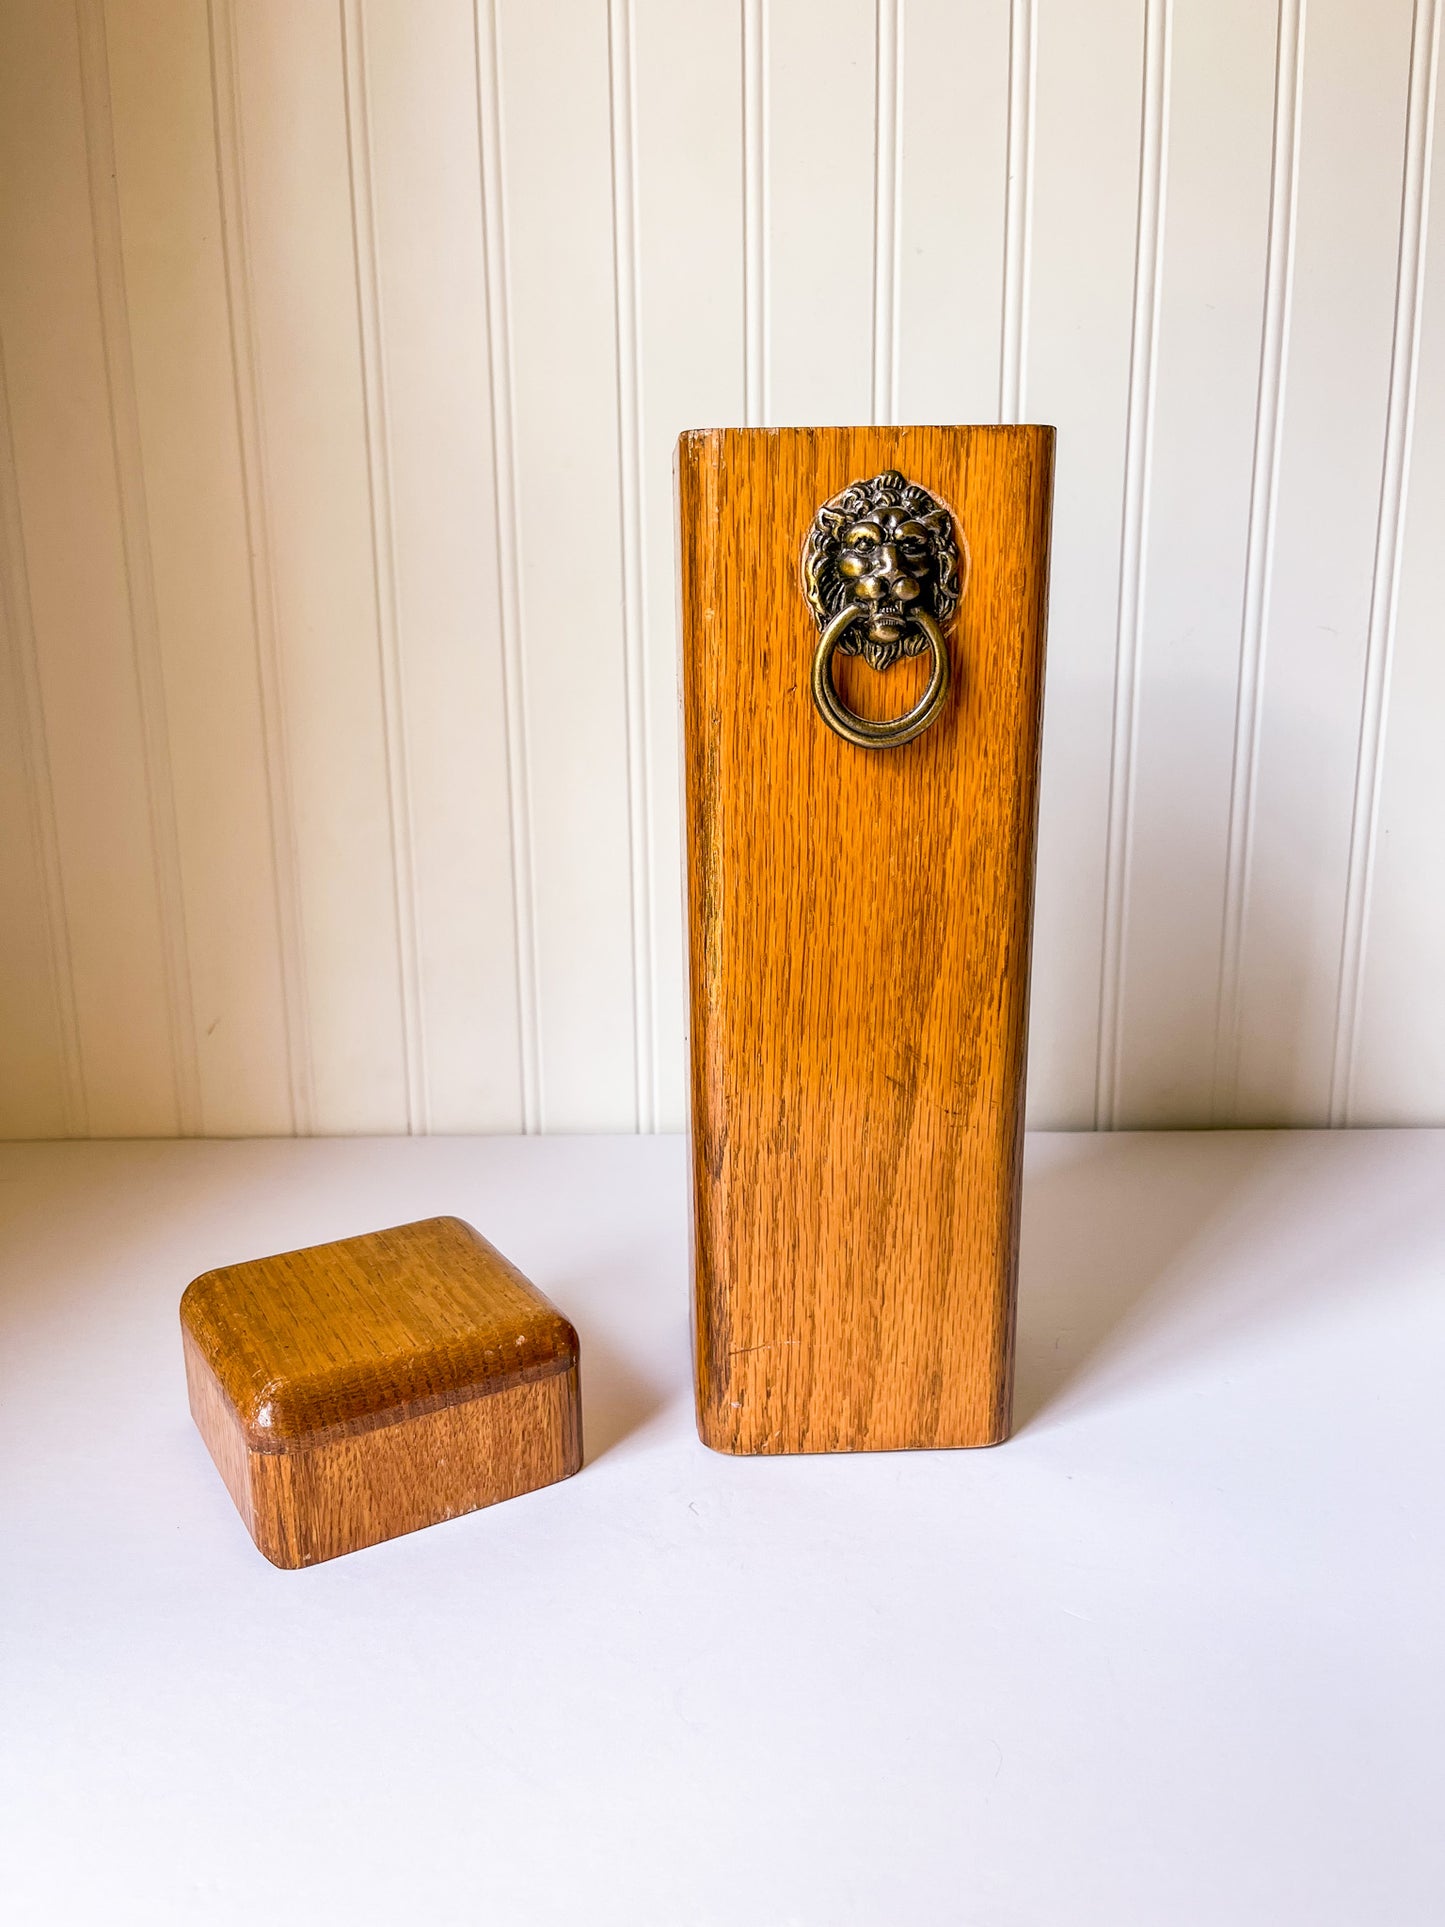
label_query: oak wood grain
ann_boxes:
[678,426,1054,1454]
[181,1216,582,1566]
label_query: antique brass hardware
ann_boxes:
[810,605,950,748]
[800,469,965,749]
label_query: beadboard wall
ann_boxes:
[0,0,1441,1139]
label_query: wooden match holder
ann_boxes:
[679,426,1053,1454]
[181,1217,581,1566]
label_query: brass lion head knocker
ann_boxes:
[801,470,966,748]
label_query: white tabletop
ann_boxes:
[2,1130,1441,1926]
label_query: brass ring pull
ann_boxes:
[811,607,950,749]
[800,469,964,752]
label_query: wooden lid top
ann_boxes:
[181,1216,578,1452]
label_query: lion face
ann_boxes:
[801,470,962,670]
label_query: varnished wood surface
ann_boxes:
[181,1215,582,1566]
[184,1332,579,1568]
[182,1215,577,1448]
[679,426,1053,1454]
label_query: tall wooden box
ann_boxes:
[678,426,1053,1455]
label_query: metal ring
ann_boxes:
[810,607,950,749]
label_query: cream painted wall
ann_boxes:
[0,0,1441,1137]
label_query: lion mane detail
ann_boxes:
[800,469,962,668]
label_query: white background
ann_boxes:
[4,1129,1442,1924]
[1,0,1442,1140]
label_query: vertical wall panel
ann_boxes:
[1023,0,1148,1127]
[356,0,523,1132]
[1232,0,1414,1124]
[895,0,1011,425]
[340,0,428,1134]
[764,0,876,424]
[492,0,636,1130]
[76,0,205,1135]
[1350,0,1443,1125]
[0,635,66,1137]
[105,0,293,1136]
[227,0,407,1133]
[0,347,73,1138]
[0,0,178,1137]
[1114,0,1277,1124]
[632,0,746,1132]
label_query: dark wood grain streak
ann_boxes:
[679,426,1054,1455]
